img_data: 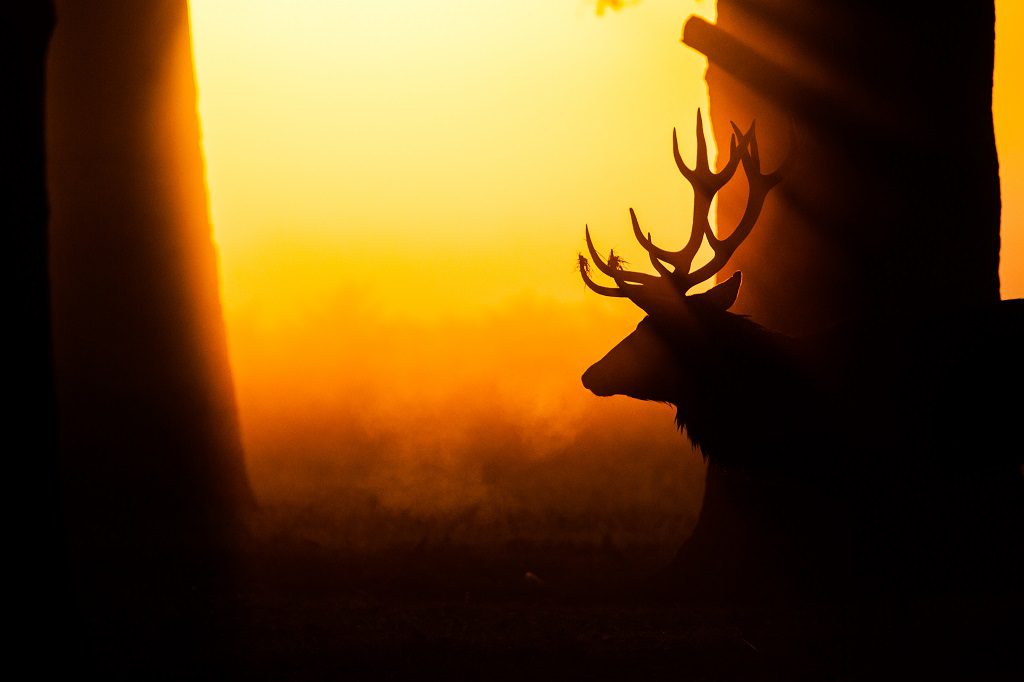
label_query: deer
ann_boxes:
[577,111,1024,604]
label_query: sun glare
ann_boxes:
[188,0,716,512]
[188,0,1022,521]
[995,0,1024,299]
[190,0,716,316]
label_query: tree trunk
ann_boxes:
[12,0,73,671]
[46,0,251,670]
[691,0,1000,334]
[668,1,1019,604]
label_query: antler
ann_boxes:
[631,109,747,286]
[579,110,782,306]
[682,120,783,287]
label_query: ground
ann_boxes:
[182,539,1021,681]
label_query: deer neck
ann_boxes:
[667,313,800,467]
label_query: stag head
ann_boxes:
[579,111,784,455]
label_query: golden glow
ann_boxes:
[995,0,1024,299]
[190,1,717,316]
[189,1,715,527]
[189,0,1023,532]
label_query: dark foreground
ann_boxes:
[72,539,1022,681]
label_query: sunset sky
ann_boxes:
[187,0,1022,528]
[995,0,1024,297]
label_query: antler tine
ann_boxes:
[646,235,675,279]
[579,254,627,297]
[672,109,745,191]
[581,222,666,302]
[630,208,696,264]
[640,110,747,279]
[585,225,661,286]
[693,109,710,179]
[683,121,783,288]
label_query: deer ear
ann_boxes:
[694,271,742,310]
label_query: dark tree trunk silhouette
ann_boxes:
[665,0,1021,611]
[13,0,72,671]
[45,0,251,670]
[691,0,1000,334]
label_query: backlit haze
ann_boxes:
[995,0,1024,298]
[188,0,1022,548]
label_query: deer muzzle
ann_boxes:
[581,364,615,397]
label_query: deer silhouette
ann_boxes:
[578,111,1024,603]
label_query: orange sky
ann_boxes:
[188,1,1022,536]
[188,1,715,536]
[995,0,1024,298]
